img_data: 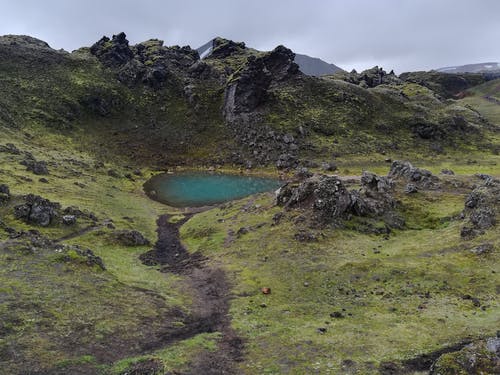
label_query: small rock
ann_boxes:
[404,183,418,194]
[317,327,327,334]
[107,169,121,178]
[470,243,494,255]
[261,287,271,295]
[330,311,344,319]
[440,169,455,175]
[39,178,49,183]
[321,162,337,172]
[62,215,77,225]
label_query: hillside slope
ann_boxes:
[0,33,499,374]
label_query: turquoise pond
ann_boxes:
[144,172,283,207]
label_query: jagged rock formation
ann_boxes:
[334,66,402,87]
[90,32,199,88]
[276,171,399,226]
[223,45,300,122]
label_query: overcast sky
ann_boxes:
[1,0,499,73]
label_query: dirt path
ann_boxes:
[140,214,243,374]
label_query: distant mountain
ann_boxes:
[293,53,344,76]
[436,62,500,74]
[196,38,344,76]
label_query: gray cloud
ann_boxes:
[1,0,499,73]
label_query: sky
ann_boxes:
[1,0,499,73]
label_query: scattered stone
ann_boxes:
[112,229,150,246]
[294,231,317,242]
[39,177,49,183]
[236,227,249,236]
[330,311,344,319]
[271,212,283,225]
[261,287,271,295]
[0,143,21,154]
[317,327,327,334]
[62,215,77,225]
[470,243,494,255]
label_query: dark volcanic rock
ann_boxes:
[112,229,150,246]
[21,158,49,175]
[336,66,402,88]
[62,215,77,225]
[461,177,499,238]
[90,33,199,88]
[223,45,300,121]
[277,173,400,227]
[388,160,439,189]
[0,184,10,203]
[209,37,246,59]
[14,194,61,227]
[0,143,21,154]
[90,32,134,67]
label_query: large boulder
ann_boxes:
[277,172,401,227]
[13,194,61,227]
[461,176,499,238]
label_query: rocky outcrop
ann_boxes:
[90,33,199,88]
[90,32,134,68]
[277,172,399,226]
[14,194,61,227]
[208,38,246,59]
[461,176,499,238]
[335,66,402,88]
[223,45,300,122]
[388,160,440,190]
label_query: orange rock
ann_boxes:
[261,287,271,295]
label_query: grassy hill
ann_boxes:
[0,33,499,374]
